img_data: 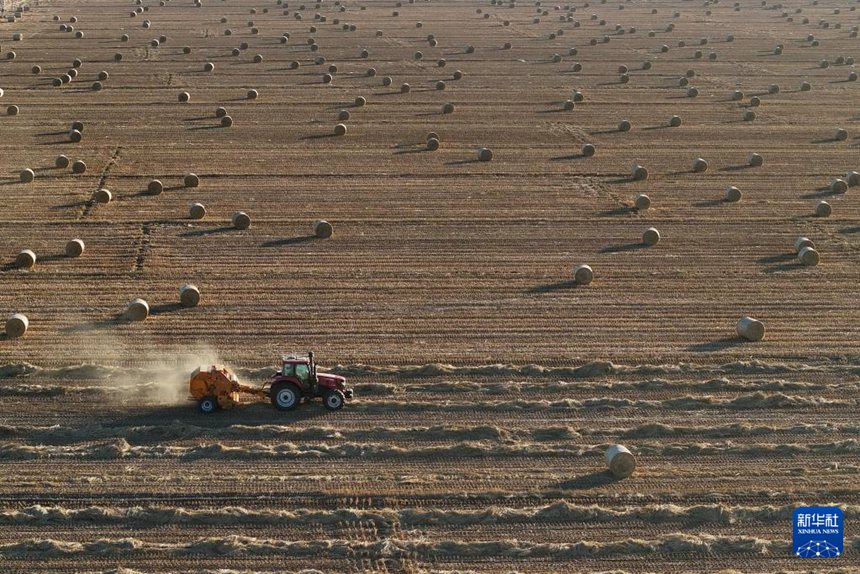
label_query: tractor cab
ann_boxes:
[268,351,353,411]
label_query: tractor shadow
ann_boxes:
[687,336,749,352]
[556,470,623,490]
[100,402,331,440]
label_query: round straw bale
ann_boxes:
[687,87,699,97]
[731,90,744,101]
[748,153,763,167]
[441,102,456,114]
[605,444,636,477]
[767,83,779,94]
[92,188,112,203]
[121,34,129,42]
[72,160,87,174]
[253,54,263,63]
[619,73,630,84]
[60,74,72,84]
[114,53,123,61]
[68,69,79,79]
[736,316,765,341]
[5,314,28,338]
[56,155,70,168]
[220,115,233,127]
[573,91,584,102]
[634,193,651,210]
[204,62,215,72]
[725,186,742,202]
[19,169,35,183]
[400,83,411,93]
[437,59,446,68]
[7,52,16,60]
[215,107,227,118]
[147,179,164,195]
[184,173,200,188]
[618,119,631,132]
[183,46,192,54]
[668,115,682,127]
[366,67,377,77]
[313,219,333,238]
[232,49,241,56]
[797,246,819,266]
[7,105,20,116]
[435,81,446,91]
[830,178,848,194]
[92,81,103,91]
[679,77,689,87]
[743,110,756,122]
[414,51,423,60]
[338,110,350,121]
[845,171,860,186]
[382,76,393,86]
[427,132,439,142]
[187,202,207,219]
[426,137,440,151]
[323,73,333,84]
[51,78,62,87]
[631,164,648,181]
[334,123,347,136]
[574,264,594,285]
[749,96,761,107]
[692,157,709,172]
[247,89,258,100]
[795,236,815,252]
[503,42,512,50]
[354,96,366,107]
[69,129,82,143]
[562,100,575,111]
[581,143,596,157]
[642,227,660,246]
[178,91,190,103]
[232,211,251,230]
[179,284,200,307]
[289,61,299,69]
[478,148,493,162]
[125,298,149,321]
[65,238,85,257]
[32,65,42,74]
[834,128,848,141]
[815,200,832,217]
[16,249,36,268]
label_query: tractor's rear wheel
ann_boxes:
[323,389,345,411]
[271,383,300,411]
[198,395,218,414]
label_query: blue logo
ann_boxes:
[793,506,843,558]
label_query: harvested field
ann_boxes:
[0,0,858,572]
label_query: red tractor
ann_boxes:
[267,351,352,411]
[189,352,353,413]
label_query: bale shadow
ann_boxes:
[589,128,621,135]
[556,471,622,490]
[839,225,860,234]
[299,132,338,140]
[187,124,223,131]
[597,206,635,217]
[600,242,647,253]
[149,302,185,316]
[758,253,795,264]
[36,130,69,136]
[811,137,842,144]
[800,188,843,199]
[261,235,317,247]
[687,336,748,352]
[719,164,752,171]
[693,199,726,208]
[641,125,669,131]
[180,226,235,237]
[183,115,214,122]
[394,146,431,155]
[528,279,580,294]
[445,158,480,166]
[763,261,805,273]
[550,154,588,161]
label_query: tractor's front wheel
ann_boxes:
[198,395,218,414]
[323,389,345,411]
[271,383,301,411]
